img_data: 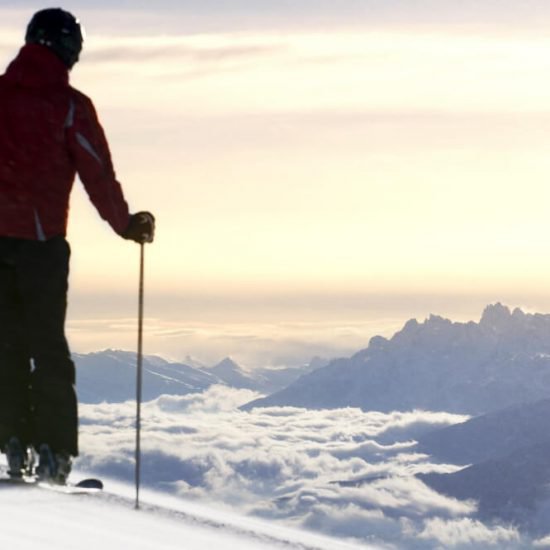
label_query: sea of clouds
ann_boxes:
[75,386,538,549]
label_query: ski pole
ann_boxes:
[135,242,145,510]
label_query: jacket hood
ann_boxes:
[5,44,69,88]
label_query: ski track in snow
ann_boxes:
[0,469,375,550]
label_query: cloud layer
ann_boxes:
[75,386,532,548]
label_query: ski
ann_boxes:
[0,476,36,487]
[36,477,103,494]
[72,478,103,490]
[0,475,103,493]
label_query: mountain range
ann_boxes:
[242,303,550,415]
[416,398,550,534]
[74,350,320,403]
[416,398,550,465]
[74,350,219,403]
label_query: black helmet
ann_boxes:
[25,8,84,68]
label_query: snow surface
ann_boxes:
[0,474,373,550]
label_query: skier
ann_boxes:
[0,8,155,484]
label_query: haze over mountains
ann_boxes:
[243,303,550,414]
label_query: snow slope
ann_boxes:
[0,475,374,550]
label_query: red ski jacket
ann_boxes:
[0,44,130,240]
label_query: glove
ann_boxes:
[122,212,155,243]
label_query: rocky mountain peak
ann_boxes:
[479,302,514,330]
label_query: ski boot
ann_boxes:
[4,437,34,479]
[36,444,72,485]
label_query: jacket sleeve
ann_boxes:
[66,90,130,235]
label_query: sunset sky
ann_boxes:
[2,1,550,366]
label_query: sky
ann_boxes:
[3,1,550,365]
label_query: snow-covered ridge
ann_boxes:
[74,350,321,403]
[74,350,220,403]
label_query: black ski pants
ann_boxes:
[0,236,78,456]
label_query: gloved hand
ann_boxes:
[122,212,155,243]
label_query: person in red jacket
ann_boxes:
[0,8,155,484]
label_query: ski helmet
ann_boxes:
[25,8,84,68]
